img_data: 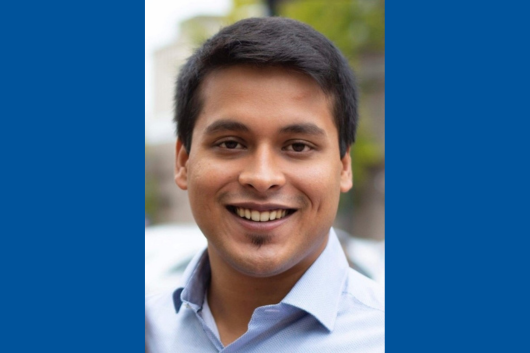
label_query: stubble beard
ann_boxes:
[248,233,273,249]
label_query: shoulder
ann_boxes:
[146,290,176,310]
[343,268,385,312]
[146,290,211,353]
[290,269,384,352]
[145,290,178,328]
[320,269,384,351]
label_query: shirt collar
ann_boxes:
[173,228,349,331]
[281,228,349,332]
[173,249,210,313]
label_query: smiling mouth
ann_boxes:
[226,206,296,222]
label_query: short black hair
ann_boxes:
[174,17,358,157]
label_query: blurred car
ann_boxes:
[145,223,207,295]
[145,224,384,295]
[335,229,385,286]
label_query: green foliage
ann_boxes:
[351,117,383,187]
[145,145,158,220]
[181,17,230,46]
[227,0,266,22]
[340,114,383,209]
[280,0,384,56]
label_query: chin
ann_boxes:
[230,251,293,278]
[235,264,287,278]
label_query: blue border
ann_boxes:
[2,1,144,351]
[387,1,530,351]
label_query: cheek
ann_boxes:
[188,157,224,184]
[289,161,343,202]
[186,157,237,200]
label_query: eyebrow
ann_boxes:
[204,120,326,136]
[204,120,250,135]
[279,123,326,136]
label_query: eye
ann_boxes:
[284,142,312,153]
[217,140,245,150]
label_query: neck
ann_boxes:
[206,247,324,346]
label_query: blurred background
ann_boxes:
[145,0,385,293]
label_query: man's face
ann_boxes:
[175,65,352,278]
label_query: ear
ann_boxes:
[340,148,353,193]
[175,138,189,190]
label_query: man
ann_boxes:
[146,17,384,352]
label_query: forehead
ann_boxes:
[193,65,337,138]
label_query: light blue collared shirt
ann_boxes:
[146,228,385,352]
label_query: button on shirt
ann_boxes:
[146,228,385,352]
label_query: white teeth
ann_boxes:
[260,211,269,222]
[235,207,290,222]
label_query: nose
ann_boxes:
[239,146,286,193]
